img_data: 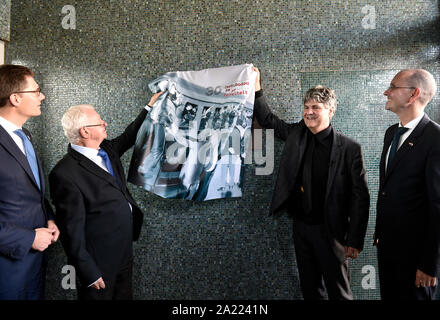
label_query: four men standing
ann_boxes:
[0,63,439,300]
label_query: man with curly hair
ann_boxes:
[252,67,369,300]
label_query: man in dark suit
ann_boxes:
[252,68,369,300]
[374,69,439,300]
[49,93,161,300]
[0,64,59,300]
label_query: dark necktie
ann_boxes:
[14,129,41,190]
[387,127,409,167]
[97,148,117,180]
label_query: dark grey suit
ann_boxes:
[254,91,370,299]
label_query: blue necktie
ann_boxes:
[97,148,116,180]
[14,129,41,190]
[387,127,409,167]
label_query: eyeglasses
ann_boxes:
[13,88,43,96]
[84,123,106,128]
[387,85,416,91]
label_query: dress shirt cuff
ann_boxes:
[88,278,100,287]
[144,104,152,112]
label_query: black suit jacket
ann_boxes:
[375,114,440,277]
[254,91,370,261]
[49,109,147,285]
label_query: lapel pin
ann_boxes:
[408,142,414,147]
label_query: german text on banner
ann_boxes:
[128,64,256,201]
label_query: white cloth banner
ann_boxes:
[128,64,256,201]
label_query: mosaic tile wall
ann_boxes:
[0,0,11,41]
[5,0,440,300]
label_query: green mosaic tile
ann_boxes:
[4,0,440,300]
[0,0,10,41]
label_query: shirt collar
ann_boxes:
[400,112,424,129]
[310,124,333,144]
[71,143,100,158]
[0,116,22,133]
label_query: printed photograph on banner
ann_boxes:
[128,64,256,201]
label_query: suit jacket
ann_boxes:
[49,109,147,286]
[254,91,370,261]
[0,125,54,297]
[375,114,440,277]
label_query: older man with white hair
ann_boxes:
[375,69,440,300]
[49,93,161,300]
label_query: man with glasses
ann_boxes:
[49,95,160,300]
[0,64,60,299]
[375,69,440,300]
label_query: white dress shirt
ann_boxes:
[0,116,26,155]
[385,112,424,171]
[71,144,110,173]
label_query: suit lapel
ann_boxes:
[379,124,396,186]
[103,145,125,189]
[384,115,429,183]
[273,123,307,212]
[68,145,121,190]
[297,128,308,171]
[286,125,308,192]
[0,126,42,192]
[325,130,342,204]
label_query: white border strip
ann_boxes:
[0,40,4,65]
